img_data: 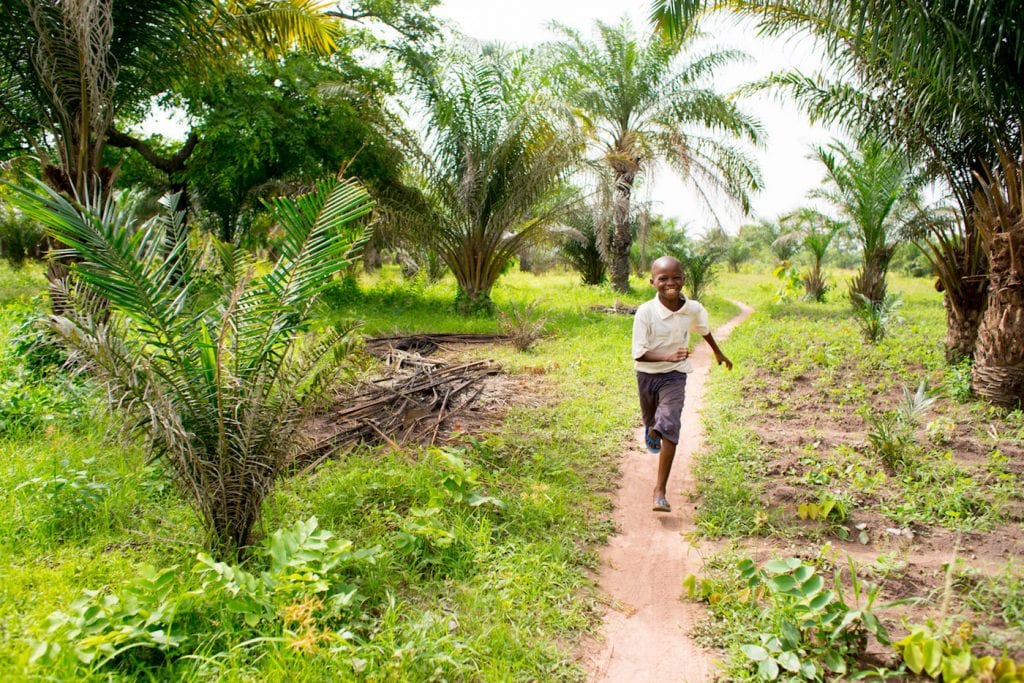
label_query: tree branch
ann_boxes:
[106,128,198,175]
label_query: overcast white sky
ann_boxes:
[435,0,843,235]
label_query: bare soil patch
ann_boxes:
[734,351,1024,659]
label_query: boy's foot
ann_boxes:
[652,497,671,512]
[644,426,661,454]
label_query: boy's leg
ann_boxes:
[649,373,687,507]
[653,439,677,502]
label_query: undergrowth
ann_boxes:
[0,264,738,680]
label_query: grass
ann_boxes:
[0,262,737,680]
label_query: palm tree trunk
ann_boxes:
[610,165,638,293]
[942,288,986,362]
[971,231,1024,407]
[849,248,892,308]
[969,142,1024,407]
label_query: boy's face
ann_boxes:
[650,261,685,304]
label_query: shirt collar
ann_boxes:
[654,295,687,319]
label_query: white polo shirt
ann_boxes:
[632,296,710,374]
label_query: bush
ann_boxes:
[0,210,45,268]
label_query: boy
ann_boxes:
[632,256,732,512]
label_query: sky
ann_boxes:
[434,0,844,235]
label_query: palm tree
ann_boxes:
[549,18,762,292]
[780,208,842,302]
[812,137,925,309]
[12,177,373,556]
[970,143,1024,407]
[651,0,1020,370]
[382,47,580,310]
[559,196,613,286]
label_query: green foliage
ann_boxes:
[174,53,404,244]
[15,462,110,544]
[773,262,803,303]
[852,293,902,343]
[686,554,892,681]
[33,517,381,673]
[0,210,44,268]
[895,623,1024,682]
[0,302,85,437]
[12,178,372,554]
[944,357,975,402]
[796,493,850,539]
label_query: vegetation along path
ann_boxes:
[583,301,754,682]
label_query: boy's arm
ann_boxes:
[702,333,733,370]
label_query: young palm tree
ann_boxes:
[558,197,613,286]
[780,208,842,302]
[382,47,580,310]
[812,137,924,309]
[13,177,372,556]
[549,18,763,292]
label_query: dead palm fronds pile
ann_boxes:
[300,348,502,469]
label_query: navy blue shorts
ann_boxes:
[637,371,687,444]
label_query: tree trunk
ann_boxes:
[849,248,893,308]
[942,287,985,362]
[610,165,637,293]
[971,231,1024,407]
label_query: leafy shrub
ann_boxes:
[686,554,893,680]
[895,622,1024,682]
[497,299,548,351]
[32,517,382,672]
[0,304,88,437]
[944,357,974,402]
[0,209,45,268]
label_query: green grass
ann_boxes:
[0,262,738,680]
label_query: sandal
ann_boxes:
[653,497,671,512]
[644,425,661,454]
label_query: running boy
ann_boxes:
[632,255,732,512]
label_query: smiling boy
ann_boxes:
[632,255,733,512]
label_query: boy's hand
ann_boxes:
[715,352,733,370]
[666,346,689,362]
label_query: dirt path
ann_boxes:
[580,301,754,683]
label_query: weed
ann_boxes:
[686,553,894,681]
[895,621,1024,681]
[497,299,548,352]
[945,357,975,402]
[852,293,902,343]
[867,411,918,471]
[15,462,110,543]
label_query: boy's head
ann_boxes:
[650,256,685,304]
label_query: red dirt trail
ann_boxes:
[580,302,754,683]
